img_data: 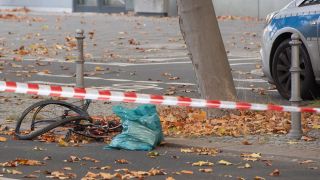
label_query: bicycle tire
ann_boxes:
[16,116,90,140]
[15,100,92,140]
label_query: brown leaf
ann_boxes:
[166,177,176,180]
[301,136,316,142]
[88,31,95,39]
[242,140,252,145]
[269,169,280,176]
[82,157,100,163]
[115,159,129,164]
[148,168,166,176]
[199,168,213,173]
[300,160,316,164]
[23,174,39,178]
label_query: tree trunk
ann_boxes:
[177,0,237,117]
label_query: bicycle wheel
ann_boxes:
[15,100,92,140]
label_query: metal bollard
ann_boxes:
[288,33,303,139]
[75,29,85,88]
[75,29,85,106]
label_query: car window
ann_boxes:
[300,0,320,6]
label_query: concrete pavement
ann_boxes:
[1,135,320,180]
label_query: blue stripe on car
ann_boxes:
[269,14,319,39]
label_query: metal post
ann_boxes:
[75,29,85,88]
[288,33,303,139]
[75,29,85,106]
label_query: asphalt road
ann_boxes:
[0,55,289,105]
[0,135,319,180]
[0,12,290,105]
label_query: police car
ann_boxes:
[261,0,320,99]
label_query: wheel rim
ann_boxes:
[275,47,306,95]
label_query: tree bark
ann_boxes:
[177,0,237,117]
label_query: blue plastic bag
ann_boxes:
[105,105,164,151]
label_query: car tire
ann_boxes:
[271,39,318,100]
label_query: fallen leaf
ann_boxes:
[23,174,39,178]
[58,139,69,147]
[287,141,299,145]
[166,177,175,180]
[99,172,115,179]
[181,148,193,153]
[269,169,280,176]
[301,136,316,142]
[237,177,246,180]
[218,160,233,166]
[66,156,81,163]
[242,140,252,145]
[0,136,7,142]
[82,157,100,163]
[241,153,261,158]
[2,168,23,175]
[300,160,316,164]
[148,168,167,176]
[43,156,52,161]
[238,163,251,169]
[180,170,193,175]
[115,159,129,164]
[95,66,104,71]
[63,167,72,171]
[254,176,266,180]
[147,151,160,158]
[192,161,214,167]
[199,168,213,173]
[33,146,46,151]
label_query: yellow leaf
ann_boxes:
[58,139,69,147]
[287,141,299,145]
[166,177,175,180]
[181,148,193,153]
[241,153,261,158]
[0,136,7,142]
[218,160,233,166]
[313,125,320,129]
[192,161,214,167]
[254,176,266,180]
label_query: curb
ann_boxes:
[165,137,320,160]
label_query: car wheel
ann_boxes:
[272,39,318,100]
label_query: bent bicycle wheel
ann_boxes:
[15,100,92,140]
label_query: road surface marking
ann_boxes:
[36,72,268,85]
[6,57,260,67]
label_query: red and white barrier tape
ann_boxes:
[0,81,319,114]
